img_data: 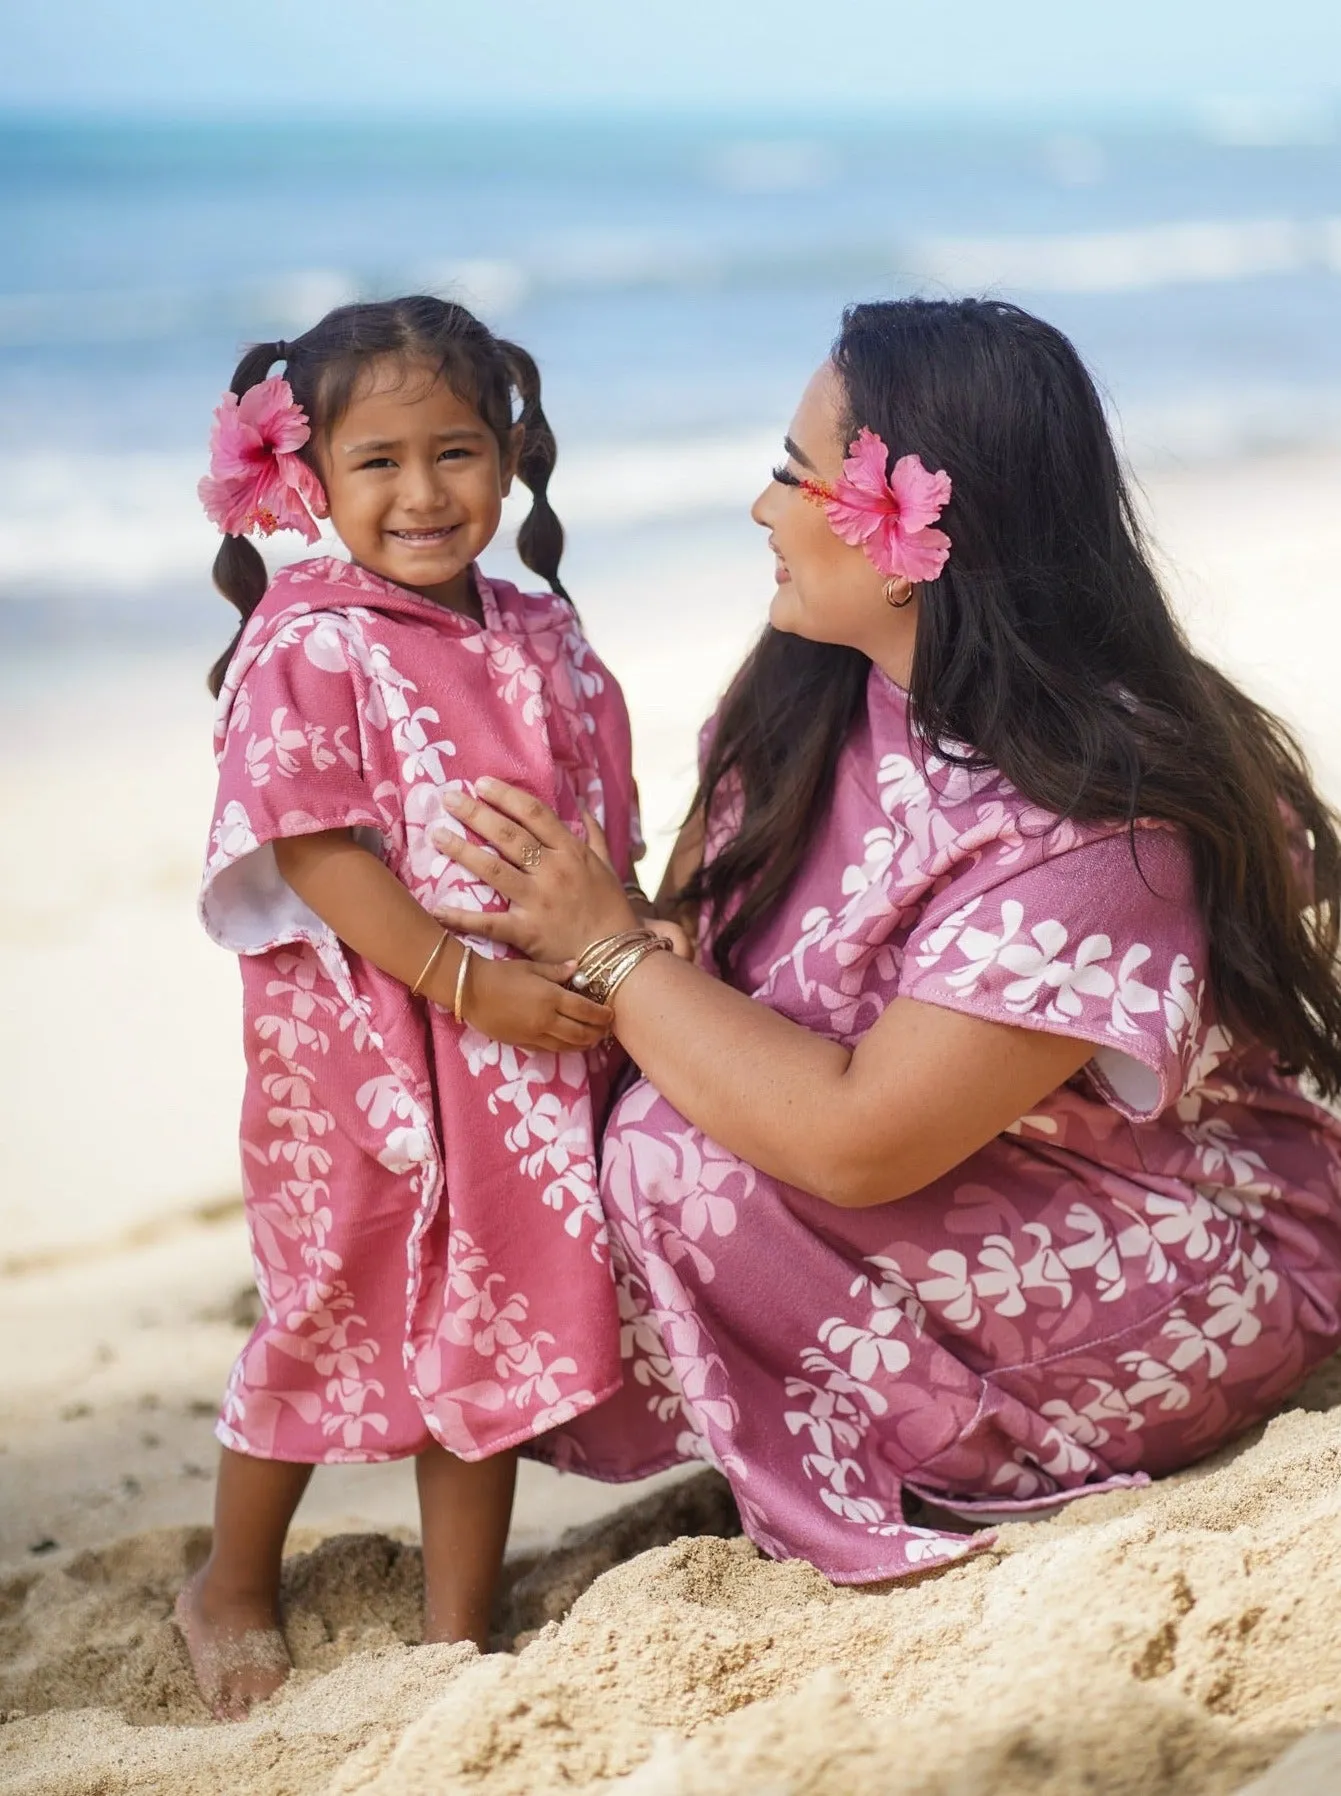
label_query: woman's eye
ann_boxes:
[771,463,802,488]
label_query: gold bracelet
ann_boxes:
[603,934,672,1004]
[568,930,671,1005]
[411,931,449,998]
[569,931,650,997]
[453,943,474,1026]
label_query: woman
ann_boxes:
[432,298,1341,1580]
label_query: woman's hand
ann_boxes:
[462,955,613,1052]
[432,779,639,961]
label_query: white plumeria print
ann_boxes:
[1109,943,1161,1035]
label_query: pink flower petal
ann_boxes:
[285,454,330,521]
[893,524,952,583]
[887,454,952,535]
[198,468,263,536]
[236,377,313,456]
[839,427,897,504]
[823,490,886,548]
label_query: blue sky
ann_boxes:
[3,0,1340,115]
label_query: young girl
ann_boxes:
[180,295,644,1719]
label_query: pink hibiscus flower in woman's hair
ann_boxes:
[816,427,952,582]
[197,377,328,543]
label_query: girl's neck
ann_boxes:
[355,559,484,623]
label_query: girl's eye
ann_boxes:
[438,448,472,463]
[771,463,803,488]
[358,457,395,470]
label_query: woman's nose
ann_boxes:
[750,485,774,527]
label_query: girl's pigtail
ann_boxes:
[206,341,287,697]
[501,340,571,605]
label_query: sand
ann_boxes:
[3,449,1341,1794]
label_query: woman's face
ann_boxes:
[751,361,917,681]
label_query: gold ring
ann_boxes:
[520,842,543,870]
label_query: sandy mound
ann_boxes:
[0,1471,740,1793]
[5,1397,1341,1796]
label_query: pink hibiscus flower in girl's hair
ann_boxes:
[197,377,328,543]
[806,427,952,583]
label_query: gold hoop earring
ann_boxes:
[884,579,916,609]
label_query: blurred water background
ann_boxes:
[2,105,1340,659]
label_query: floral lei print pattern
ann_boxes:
[539,666,1341,1581]
[201,557,639,1464]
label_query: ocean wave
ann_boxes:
[1,217,1338,350]
[2,396,1339,608]
[907,218,1341,296]
[0,434,777,597]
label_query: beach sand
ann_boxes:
[3,448,1341,1793]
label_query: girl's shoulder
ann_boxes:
[479,570,575,634]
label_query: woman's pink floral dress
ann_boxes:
[201,558,638,1466]
[542,667,1341,1580]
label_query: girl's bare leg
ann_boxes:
[416,1444,517,1650]
[174,1446,313,1720]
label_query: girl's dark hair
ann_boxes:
[682,296,1341,1094]
[207,295,568,696]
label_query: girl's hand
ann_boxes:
[465,955,613,1052]
[432,779,638,961]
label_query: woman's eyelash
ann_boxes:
[772,464,803,487]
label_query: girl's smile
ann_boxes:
[387,524,462,547]
[320,359,522,616]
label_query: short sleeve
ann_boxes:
[200,614,388,956]
[897,824,1209,1121]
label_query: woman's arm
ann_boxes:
[272,829,612,1052]
[430,785,1093,1206]
[602,957,1090,1205]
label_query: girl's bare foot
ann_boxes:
[173,1568,292,1721]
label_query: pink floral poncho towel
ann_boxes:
[201,557,639,1465]
[543,666,1341,1581]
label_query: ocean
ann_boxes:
[1,111,1339,653]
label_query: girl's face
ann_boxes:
[318,358,521,612]
[751,361,918,684]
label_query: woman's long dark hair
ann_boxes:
[682,297,1341,1094]
[206,295,568,696]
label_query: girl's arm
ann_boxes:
[653,810,706,938]
[615,813,702,958]
[430,785,1092,1206]
[272,829,612,1052]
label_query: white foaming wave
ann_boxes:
[3,216,1341,350]
[0,433,777,597]
[904,217,1341,295]
[3,394,1339,605]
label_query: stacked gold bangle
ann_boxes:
[568,929,671,1006]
